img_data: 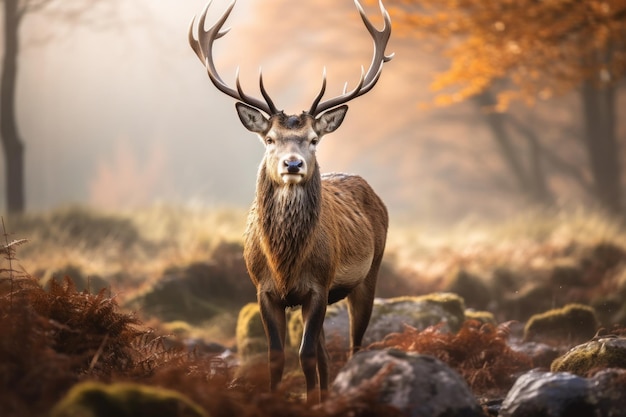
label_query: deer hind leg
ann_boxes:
[300,292,328,404]
[347,259,381,355]
[258,292,287,392]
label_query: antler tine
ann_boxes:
[308,67,328,115]
[189,0,276,115]
[259,69,279,115]
[310,0,393,116]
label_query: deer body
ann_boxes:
[189,0,392,403]
[245,167,388,393]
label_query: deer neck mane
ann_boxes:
[254,161,322,291]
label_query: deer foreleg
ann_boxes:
[317,328,330,396]
[300,292,328,404]
[258,292,286,391]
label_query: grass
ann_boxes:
[5,204,247,289]
[1,204,625,416]
[5,204,626,315]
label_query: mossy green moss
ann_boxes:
[287,308,303,349]
[51,382,207,417]
[524,303,599,343]
[406,293,466,332]
[464,309,496,325]
[551,337,626,375]
[236,303,267,360]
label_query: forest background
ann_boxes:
[2,0,624,222]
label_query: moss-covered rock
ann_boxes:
[236,303,268,360]
[464,309,496,325]
[289,293,467,351]
[51,382,207,417]
[287,308,304,349]
[550,336,626,375]
[523,304,599,344]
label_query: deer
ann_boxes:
[189,0,392,403]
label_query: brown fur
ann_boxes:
[241,109,388,403]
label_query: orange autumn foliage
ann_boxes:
[376,0,626,109]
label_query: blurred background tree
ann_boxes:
[380,0,626,216]
[1,0,126,214]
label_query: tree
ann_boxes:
[1,0,123,213]
[2,0,24,213]
[383,0,626,215]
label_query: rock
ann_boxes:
[523,304,598,344]
[235,303,268,360]
[332,349,483,417]
[464,309,496,325]
[51,381,207,417]
[509,341,560,369]
[550,335,626,375]
[319,294,467,350]
[243,294,466,354]
[126,256,256,323]
[591,368,626,413]
[499,368,626,417]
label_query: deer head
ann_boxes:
[188,2,393,182]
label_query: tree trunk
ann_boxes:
[1,0,25,213]
[581,80,622,216]
[474,91,553,206]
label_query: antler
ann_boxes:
[308,0,394,116]
[188,0,279,116]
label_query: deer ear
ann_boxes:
[236,102,269,133]
[315,105,348,134]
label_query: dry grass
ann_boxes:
[4,204,247,292]
[388,208,626,287]
[1,204,625,415]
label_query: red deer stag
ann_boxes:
[189,0,392,403]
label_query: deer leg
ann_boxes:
[258,292,286,391]
[317,328,330,396]
[347,273,377,355]
[300,292,328,404]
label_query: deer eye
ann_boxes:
[265,137,274,145]
[311,138,319,146]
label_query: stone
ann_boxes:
[551,335,626,375]
[51,382,207,417]
[235,303,267,360]
[290,293,467,350]
[332,349,483,417]
[126,258,256,323]
[499,368,626,417]
[523,303,598,344]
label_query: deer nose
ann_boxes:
[285,159,304,174]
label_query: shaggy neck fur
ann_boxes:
[255,160,322,294]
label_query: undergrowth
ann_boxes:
[370,320,533,397]
[0,223,404,417]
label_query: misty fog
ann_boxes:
[2,0,624,221]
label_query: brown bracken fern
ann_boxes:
[370,320,533,396]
